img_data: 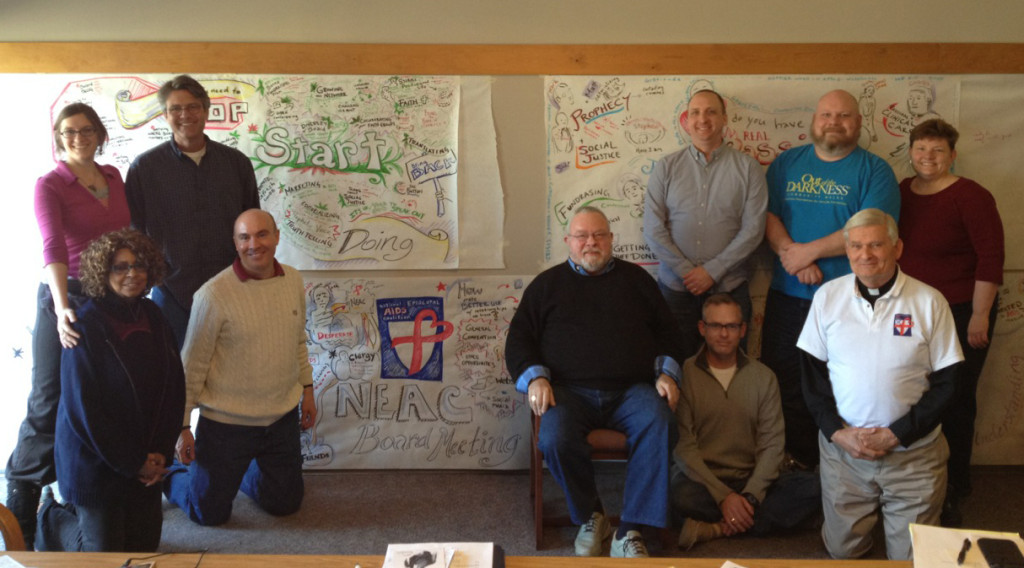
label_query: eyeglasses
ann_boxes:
[703,322,743,332]
[568,231,612,242]
[111,262,149,275]
[59,127,97,139]
[167,103,204,116]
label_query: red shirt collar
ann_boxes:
[232,257,285,281]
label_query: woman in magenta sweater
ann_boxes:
[6,102,130,548]
[898,118,1005,527]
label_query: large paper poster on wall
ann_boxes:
[300,275,532,469]
[43,74,503,270]
[543,75,959,268]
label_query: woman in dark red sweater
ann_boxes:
[898,118,1004,528]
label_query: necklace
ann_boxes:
[83,181,110,200]
[69,162,110,201]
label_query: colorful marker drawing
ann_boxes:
[50,74,462,270]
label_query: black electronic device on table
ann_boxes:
[978,537,1024,568]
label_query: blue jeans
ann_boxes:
[670,470,821,535]
[537,382,678,528]
[659,281,752,362]
[760,289,818,467]
[151,285,189,352]
[164,409,305,526]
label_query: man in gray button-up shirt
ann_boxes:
[643,89,767,360]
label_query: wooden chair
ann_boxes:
[0,503,26,551]
[529,412,628,549]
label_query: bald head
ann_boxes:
[820,89,858,109]
[233,209,280,279]
[235,208,277,234]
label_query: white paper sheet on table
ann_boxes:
[383,542,494,568]
[910,522,1024,567]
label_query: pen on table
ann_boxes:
[957,537,971,565]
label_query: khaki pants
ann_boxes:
[818,430,948,560]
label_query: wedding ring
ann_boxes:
[530,395,537,402]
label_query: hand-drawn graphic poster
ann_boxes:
[973,272,1024,465]
[543,75,959,268]
[43,74,489,270]
[301,275,532,469]
[253,76,461,269]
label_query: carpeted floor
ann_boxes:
[5,465,1023,558]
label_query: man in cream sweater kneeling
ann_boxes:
[164,209,316,526]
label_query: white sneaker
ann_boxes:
[574,511,612,556]
[611,529,649,558]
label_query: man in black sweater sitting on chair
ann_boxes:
[505,206,685,558]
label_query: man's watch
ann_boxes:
[741,492,760,509]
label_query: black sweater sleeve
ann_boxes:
[800,352,845,442]
[888,363,958,447]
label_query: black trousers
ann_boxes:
[36,479,164,552]
[760,289,818,467]
[5,282,82,484]
[943,297,998,496]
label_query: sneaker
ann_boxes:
[611,529,649,558]
[574,511,611,556]
[678,518,724,550]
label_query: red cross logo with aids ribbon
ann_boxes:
[390,308,454,374]
[377,297,455,380]
[893,313,914,337]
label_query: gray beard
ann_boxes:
[578,255,610,273]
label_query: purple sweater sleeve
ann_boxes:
[35,167,72,268]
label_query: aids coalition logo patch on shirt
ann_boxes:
[893,313,914,337]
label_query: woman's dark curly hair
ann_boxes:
[78,228,167,299]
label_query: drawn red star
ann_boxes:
[436,282,447,292]
[248,123,258,132]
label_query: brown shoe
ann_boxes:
[678,519,724,550]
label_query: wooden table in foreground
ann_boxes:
[2,552,914,567]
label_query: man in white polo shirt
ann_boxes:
[797,208,962,561]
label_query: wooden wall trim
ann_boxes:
[2,43,1024,75]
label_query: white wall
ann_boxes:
[2,0,1024,44]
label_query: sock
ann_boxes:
[616,522,641,539]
